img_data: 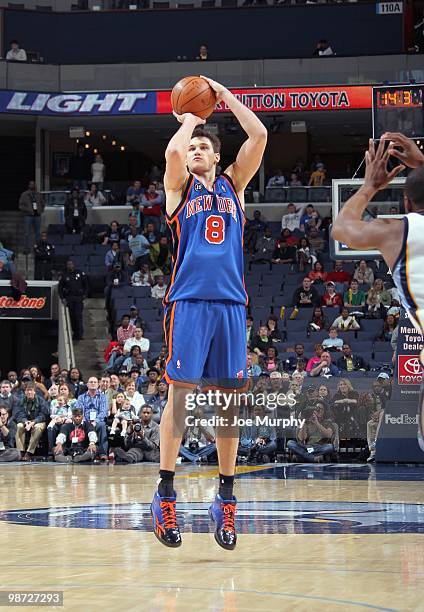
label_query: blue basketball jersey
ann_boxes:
[164,173,248,305]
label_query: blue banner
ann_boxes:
[0,90,157,116]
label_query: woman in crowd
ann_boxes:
[308,306,328,332]
[353,259,374,287]
[85,182,106,208]
[281,228,299,247]
[259,346,281,374]
[91,153,106,190]
[331,378,360,438]
[67,368,86,398]
[380,313,398,342]
[318,383,331,402]
[308,261,327,284]
[101,221,122,245]
[124,379,145,413]
[367,278,392,310]
[266,316,282,343]
[28,365,49,399]
[296,237,317,271]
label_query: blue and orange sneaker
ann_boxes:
[208,494,237,550]
[150,491,182,548]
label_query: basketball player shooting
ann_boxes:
[151,77,267,549]
[332,132,424,451]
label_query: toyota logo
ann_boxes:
[403,357,422,375]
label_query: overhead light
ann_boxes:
[102,134,107,140]
[94,148,98,154]
[85,143,90,149]
[85,130,90,137]
[417,140,421,145]
[120,145,125,151]
[112,140,116,146]
[76,139,79,144]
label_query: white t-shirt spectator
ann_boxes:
[281,206,304,232]
[131,271,152,287]
[151,283,168,299]
[322,336,344,351]
[91,161,105,184]
[85,191,106,208]
[6,48,27,61]
[267,174,286,188]
[123,336,150,354]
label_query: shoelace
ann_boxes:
[222,503,236,532]
[160,500,178,530]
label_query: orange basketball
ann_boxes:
[171,76,217,120]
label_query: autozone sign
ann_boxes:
[397,355,423,385]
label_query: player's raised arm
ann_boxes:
[164,112,205,216]
[331,138,405,269]
[202,76,267,196]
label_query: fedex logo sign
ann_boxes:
[397,355,423,385]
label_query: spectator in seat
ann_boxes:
[287,401,336,462]
[267,170,286,188]
[307,227,326,255]
[68,368,86,398]
[76,376,108,460]
[143,222,160,247]
[353,259,374,287]
[117,315,136,347]
[337,343,369,372]
[150,236,171,275]
[313,39,335,57]
[306,344,324,373]
[238,405,276,464]
[300,205,322,232]
[126,180,144,207]
[0,406,20,462]
[34,231,55,280]
[281,229,299,249]
[150,381,168,423]
[53,406,98,463]
[14,383,48,461]
[318,384,330,402]
[246,315,254,347]
[128,305,145,329]
[289,172,302,187]
[179,406,216,463]
[252,226,276,264]
[0,381,14,412]
[292,277,320,308]
[46,393,73,457]
[91,154,105,191]
[128,227,151,267]
[19,180,45,254]
[244,210,266,254]
[101,221,122,245]
[308,307,328,332]
[281,203,303,232]
[322,281,343,308]
[247,352,262,378]
[141,183,163,231]
[322,327,344,352]
[344,279,366,308]
[85,183,106,208]
[196,44,209,61]
[105,241,125,270]
[110,397,138,438]
[151,275,167,300]
[267,316,283,343]
[259,346,281,374]
[283,343,308,372]
[332,307,360,331]
[45,363,61,390]
[309,351,340,378]
[309,163,326,187]
[272,236,296,265]
[367,279,392,310]
[64,188,87,234]
[326,261,352,285]
[380,314,398,342]
[308,261,327,284]
[6,40,27,62]
[252,325,272,357]
[115,405,160,463]
[123,327,150,355]
[296,237,317,271]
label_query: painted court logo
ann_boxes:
[0,501,423,534]
[398,355,423,385]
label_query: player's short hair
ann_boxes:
[405,166,424,210]
[191,127,221,154]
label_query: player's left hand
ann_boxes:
[364,138,405,192]
[199,76,229,103]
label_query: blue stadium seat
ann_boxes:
[260,285,279,298]
[251,307,272,324]
[62,234,82,245]
[285,319,307,332]
[251,296,272,309]
[54,245,72,257]
[89,255,105,267]
[132,286,152,298]
[94,244,109,254]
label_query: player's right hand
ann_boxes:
[172,111,205,126]
[382,132,424,169]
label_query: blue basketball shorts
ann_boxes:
[163,299,247,389]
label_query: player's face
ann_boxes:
[187,137,219,174]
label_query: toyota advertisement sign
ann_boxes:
[397,355,423,385]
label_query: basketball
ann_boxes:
[171,76,217,120]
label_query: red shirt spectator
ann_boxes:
[326,262,352,284]
[321,282,343,307]
[116,316,136,346]
[141,183,163,217]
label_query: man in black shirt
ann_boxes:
[14,383,48,461]
[292,277,320,308]
[34,231,55,280]
[58,259,89,341]
[272,237,296,265]
[53,407,97,463]
[336,343,369,372]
